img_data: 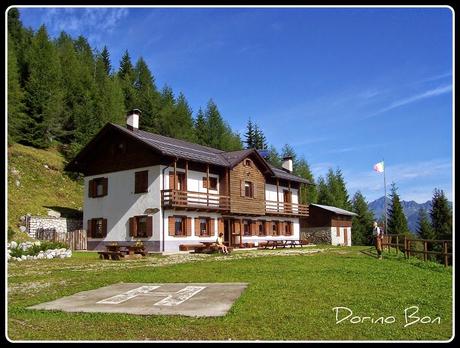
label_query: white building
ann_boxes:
[66,110,312,252]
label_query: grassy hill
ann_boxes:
[7,143,83,241]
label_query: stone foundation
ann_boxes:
[300,227,332,244]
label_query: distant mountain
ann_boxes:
[367,196,452,233]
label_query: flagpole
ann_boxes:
[383,157,387,235]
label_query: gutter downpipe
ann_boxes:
[162,158,178,253]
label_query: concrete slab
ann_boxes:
[27,283,248,317]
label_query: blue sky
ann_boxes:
[17,6,453,203]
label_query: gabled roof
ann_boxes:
[66,122,312,184]
[310,204,358,216]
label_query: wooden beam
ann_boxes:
[185,160,188,192]
[206,164,210,207]
[276,178,280,212]
[173,159,177,191]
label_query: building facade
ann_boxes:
[66,110,311,252]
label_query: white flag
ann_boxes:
[373,161,384,173]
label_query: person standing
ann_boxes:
[373,221,383,259]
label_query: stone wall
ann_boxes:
[300,227,332,245]
[26,216,83,239]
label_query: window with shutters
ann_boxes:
[285,221,292,236]
[137,216,148,237]
[198,217,210,236]
[135,170,148,193]
[244,181,254,198]
[243,220,251,236]
[89,177,107,198]
[175,216,186,236]
[89,218,107,238]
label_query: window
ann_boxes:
[244,181,253,198]
[202,177,218,190]
[89,177,108,198]
[87,218,107,238]
[175,217,186,236]
[195,217,214,237]
[336,227,340,237]
[129,215,152,238]
[244,159,252,167]
[135,170,148,193]
[243,220,251,236]
[177,173,186,191]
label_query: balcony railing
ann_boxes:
[162,189,230,211]
[265,200,309,217]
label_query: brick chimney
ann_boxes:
[282,156,293,173]
[126,109,142,131]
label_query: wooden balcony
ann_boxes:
[265,200,309,217]
[161,189,230,212]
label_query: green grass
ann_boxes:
[7,247,452,341]
[7,143,83,241]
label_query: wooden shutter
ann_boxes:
[279,221,285,236]
[250,221,257,236]
[252,182,256,198]
[234,220,241,234]
[264,221,270,235]
[218,218,224,234]
[88,180,94,198]
[240,180,245,197]
[102,218,108,237]
[102,178,108,196]
[87,219,93,238]
[169,172,175,190]
[129,217,137,237]
[146,216,153,237]
[202,177,208,188]
[141,171,148,192]
[207,218,214,236]
[168,216,175,236]
[195,218,201,236]
[186,217,192,236]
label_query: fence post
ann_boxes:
[404,236,407,258]
[443,241,448,267]
[396,235,399,255]
[423,241,427,261]
[407,240,411,259]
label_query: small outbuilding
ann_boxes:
[300,204,358,246]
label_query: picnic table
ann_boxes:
[98,243,146,260]
[261,239,310,250]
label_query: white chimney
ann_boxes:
[126,109,142,131]
[282,156,293,173]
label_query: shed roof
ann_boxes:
[310,204,358,216]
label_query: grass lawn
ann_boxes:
[7,246,453,341]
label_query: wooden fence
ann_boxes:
[381,234,452,267]
[35,228,87,250]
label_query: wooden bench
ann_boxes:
[179,244,204,251]
[193,244,233,254]
[98,251,125,260]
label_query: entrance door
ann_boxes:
[224,219,231,246]
[343,228,348,246]
[283,190,292,213]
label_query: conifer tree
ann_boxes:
[118,50,137,111]
[100,46,112,75]
[244,118,255,149]
[203,99,227,149]
[133,57,160,132]
[7,32,27,144]
[158,85,176,137]
[351,191,375,245]
[430,188,452,240]
[23,25,63,148]
[173,92,196,142]
[416,208,435,240]
[386,182,410,235]
[295,157,317,204]
[194,108,207,146]
[253,124,268,150]
[316,176,335,206]
[281,143,297,164]
[266,145,282,167]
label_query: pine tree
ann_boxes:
[430,188,452,240]
[333,168,352,210]
[194,108,207,145]
[281,143,297,164]
[386,182,410,235]
[253,124,268,150]
[266,145,282,167]
[157,85,176,137]
[295,157,317,204]
[133,57,160,132]
[244,118,255,149]
[100,46,111,75]
[23,25,64,148]
[316,176,335,206]
[118,50,137,111]
[416,208,435,240]
[351,191,375,245]
[203,99,227,149]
